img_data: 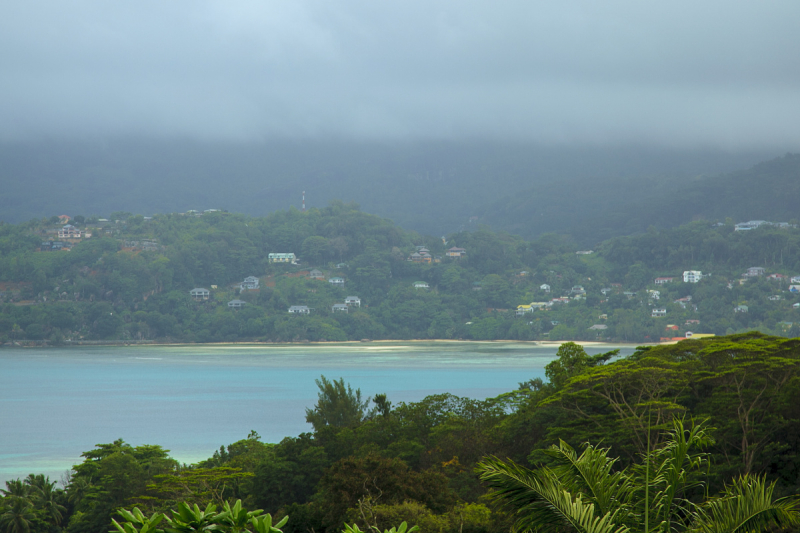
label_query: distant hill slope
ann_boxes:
[0,139,768,236]
[477,153,800,245]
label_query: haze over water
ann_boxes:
[0,342,635,484]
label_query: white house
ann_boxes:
[683,271,702,283]
[269,253,296,263]
[540,284,551,293]
[413,281,430,289]
[652,308,667,317]
[331,303,349,313]
[227,299,246,309]
[744,267,766,277]
[734,305,749,313]
[328,277,345,286]
[241,276,259,290]
[735,220,768,231]
[190,288,210,301]
[654,277,674,285]
[58,225,82,240]
[345,296,361,307]
[309,269,325,279]
[288,305,310,314]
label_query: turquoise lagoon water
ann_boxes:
[0,342,635,484]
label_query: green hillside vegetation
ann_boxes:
[479,152,800,245]
[3,205,800,344]
[3,333,800,533]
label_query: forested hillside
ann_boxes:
[0,140,768,237]
[3,205,800,343]
[3,333,800,533]
[479,152,800,245]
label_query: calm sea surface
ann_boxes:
[0,342,635,484]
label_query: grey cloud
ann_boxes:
[1,0,799,147]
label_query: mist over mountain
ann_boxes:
[477,152,800,245]
[0,140,772,237]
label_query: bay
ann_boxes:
[0,341,636,484]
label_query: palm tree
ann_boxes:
[477,419,800,533]
[25,476,66,527]
[0,497,36,533]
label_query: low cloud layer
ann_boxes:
[2,1,799,148]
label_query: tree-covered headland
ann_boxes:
[2,204,800,343]
[2,333,800,533]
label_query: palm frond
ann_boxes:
[477,456,628,533]
[691,475,800,533]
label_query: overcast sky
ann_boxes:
[1,1,799,148]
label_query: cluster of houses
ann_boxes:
[734,220,794,231]
[307,269,346,286]
[289,296,361,315]
[408,246,466,263]
[40,241,69,252]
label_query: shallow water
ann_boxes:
[0,342,635,484]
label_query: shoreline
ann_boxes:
[2,338,651,348]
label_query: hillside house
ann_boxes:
[516,305,534,316]
[588,324,607,330]
[269,253,296,263]
[734,305,749,313]
[241,276,259,290]
[683,271,702,283]
[735,220,768,231]
[446,247,467,258]
[768,273,788,281]
[58,225,82,240]
[768,295,783,301]
[227,299,246,309]
[309,269,324,280]
[647,290,661,300]
[571,286,586,295]
[540,284,551,293]
[414,281,430,290]
[288,305,310,314]
[345,296,361,307]
[328,277,345,286]
[472,282,482,291]
[190,288,210,301]
[576,250,594,255]
[40,241,65,252]
[332,303,349,313]
[409,250,433,263]
[744,267,766,277]
[686,319,701,325]
[794,303,800,309]
[654,277,674,285]
[652,308,667,317]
